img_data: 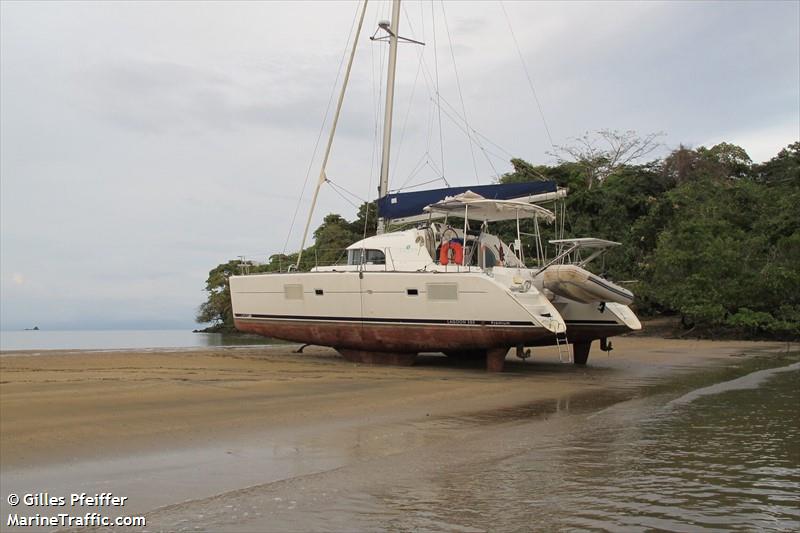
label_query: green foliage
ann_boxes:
[196,260,241,328]
[755,141,800,184]
[697,142,753,179]
[643,164,799,336]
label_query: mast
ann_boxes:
[376,0,401,235]
[296,0,369,268]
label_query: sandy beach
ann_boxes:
[1,337,795,531]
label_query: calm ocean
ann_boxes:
[0,329,277,352]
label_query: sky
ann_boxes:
[1,0,798,331]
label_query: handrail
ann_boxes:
[384,247,396,271]
[533,243,580,276]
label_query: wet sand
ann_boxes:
[0,338,792,531]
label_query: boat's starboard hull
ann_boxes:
[230,270,562,354]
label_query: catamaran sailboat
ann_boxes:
[230,0,641,371]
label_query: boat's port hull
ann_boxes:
[545,300,641,345]
[234,316,553,353]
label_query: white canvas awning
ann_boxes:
[423,191,556,223]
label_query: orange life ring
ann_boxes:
[439,241,464,266]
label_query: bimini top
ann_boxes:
[377,181,557,221]
[424,191,556,223]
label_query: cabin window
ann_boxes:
[407,289,418,296]
[347,249,386,265]
[426,283,458,300]
[284,284,304,300]
[315,289,324,295]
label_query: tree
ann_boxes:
[195,260,242,330]
[697,142,752,179]
[756,141,800,184]
[662,142,754,184]
[348,201,378,238]
[645,175,799,337]
[549,129,664,189]
[661,144,701,185]
[311,214,360,267]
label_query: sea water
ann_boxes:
[0,329,277,352]
[375,362,800,532]
[132,355,799,533]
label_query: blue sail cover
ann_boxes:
[378,181,557,220]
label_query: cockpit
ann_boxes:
[420,222,523,269]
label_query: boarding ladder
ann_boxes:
[555,332,572,363]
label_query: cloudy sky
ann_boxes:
[1,0,798,331]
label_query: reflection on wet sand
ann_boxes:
[0,338,796,532]
[141,352,799,532]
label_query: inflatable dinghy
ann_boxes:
[539,264,634,305]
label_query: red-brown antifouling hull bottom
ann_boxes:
[337,349,417,366]
[234,319,630,371]
[234,319,553,352]
[234,319,557,372]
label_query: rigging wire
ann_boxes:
[431,0,448,185]
[281,2,363,255]
[439,0,479,184]
[328,183,361,210]
[396,175,448,191]
[499,0,555,149]
[400,4,516,187]
[421,3,436,159]
[397,151,430,189]
[363,0,390,239]
[394,3,449,189]
[473,128,515,159]
[433,99,509,164]
[406,6,504,183]
[327,178,366,204]
[363,7,379,238]
[397,153,442,191]
[413,53,514,166]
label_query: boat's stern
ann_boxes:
[489,267,567,335]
